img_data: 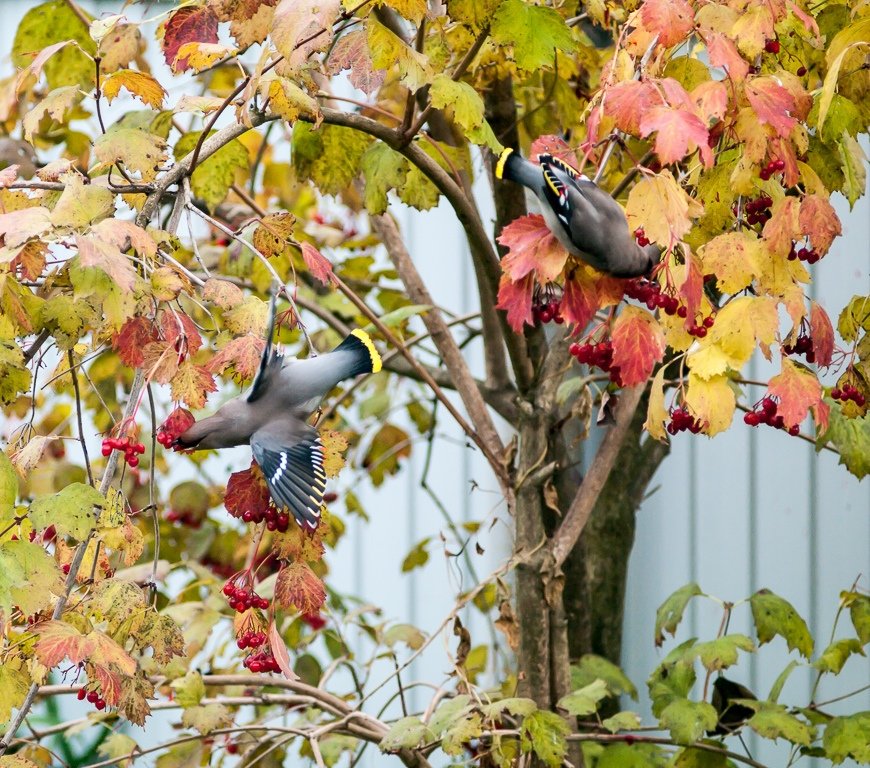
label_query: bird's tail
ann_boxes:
[332,329,382,377]
[495,147,515,180]
[495,147,541,189]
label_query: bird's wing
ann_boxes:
[251,421,326,530]
[247,291,283,403]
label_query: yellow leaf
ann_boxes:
[319,429,348,478]
[625,170,703,248]
[175,42,237,73]
[102,69,166,109]
[266,77,321,126]
[700,231,761,293]
[644,367,669,441]
[685,373,735,436]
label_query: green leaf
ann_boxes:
[448,0,503,30]
[655,583,703,646]
[692,634,755,672]
[93,127,168,183]
[49,175,114,228]
[482,697,538,719]
[557,679,609,716]
[837,295,870,342]
[767,659,799,703]
[40,295,99,350]
[442,711,483,756]
[845,591,870,645]
[292,123,372,196]
[571,654,638,700]
[366,16,431,91]
[673,743,729,767]
[0,342,32,406]
[428,694,472,735]
[360,142,408,215]
[817,400,870,479]
[401,537,430,572]
[602,711,642,734]
[170,671,205,707]
[175,131,248,211]
[379,716,434,751]
[520,709,570,767]
[748,704,814,746]
[659,698,718,745]
[383,623,426,650]
[813,637,865,674]
[406,401,434,434]
[29,482,104,540]
[428,75,501,151]
[0,451,18,519]
[181,702,233,735]
[750,589,814,658]
[823,712,870,764]
[647,639,697,717]
[838,133,867,209]
[0,539,63,616]
[491,0,576,71]
[98,733,139,764]
[318,735,358,767]
[362,304,431,334]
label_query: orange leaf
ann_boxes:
[495,273,534,333]
[91,663,123,706]
[641,0,694,46]
[225,462,272,520]
[691,81,728,125]
[767,358,822,428]
[561,267,600,329]
[161,311,203,356]
[611,306,666,386]
[206,335,266,382]
[113,316,158,368]
[170,361,217,410]
[799,194,842,256]
[529,135,579,168]
[761,197,801,257]
[745,77,798,138]
[300,241,334,285]
[704,32,749,81]
[102,69,166,108]
[498,214,567,283]
[810,302,834,368]
[162,6,220,73]
[35,621,95,667]
[268,619,300,681]
[639,106,712,167]
[603,80,660,135]
[678,248,704,329]
[275,561,327,614]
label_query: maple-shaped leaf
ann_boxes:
[23,85,82,143]
[175,42,238,73]
[490,0,576,71]
[91,219,158,258]
[300,241,334,285]
[90,663,123,706]
[35,620,96,668]
[12,240,48,281]
[74,235,137,292]
[496,273,534,333]
[253,211,296,258]
[768,358,823,428]
[809,302,834,368]
[206,335,265,382]
[113,316,158,367]
[640,0,695,48]
[211,0,278,49]
[93,128,168,182]
[275,561,327,614]
[30,482,103,540]
[203,278,244,309]
[142,340,179,385]
[761,197,801,257]
[170,360,217,410]
[611,307,666,386]
[560,265,621,330]
[529,135,579,168]
[745,77,798,138]
[101,69,166,108]
[117,673,154,727]
[498,214,567,283]
[273,522,326,562]
[225,462,272,520]
[319,429,348,478]
[625,170,703,248]
[603,80,660,136]
[704,32,749,81]
[0,540,63,617]
[161,5,219,72]
[685,372,736,436]
[700,231,760,293]
[272,0,340,70]
[799,194,842,256]
[326,28,384,95]
[732,5,774,59]
[639,106,712,167]
[0,206,52,248]
[266,78,322,126]
[161,310,204,357]
[366,16,431,91]
[691,80,729,125]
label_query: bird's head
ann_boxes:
[173,398,251,451]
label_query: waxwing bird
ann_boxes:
[175,295,382,530]
[495,148,660,278]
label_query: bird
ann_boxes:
[709,676,758,735]
[494,147,660,278]
[174,294,382,530]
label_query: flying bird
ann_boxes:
[174,295,382,530]
[495,148,660,278]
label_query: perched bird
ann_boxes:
[495,148,660,278]
[174,296,382,530]
[709,676,758,735]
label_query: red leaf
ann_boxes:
[12,240,48,281]
[162,6,220,73]
[691,81,728,125]
[268,619,300,681]
[679,249,704,329]
[745,77,798,138]
[495,273,534,333]
[159,407,196,444]
[705,32,749,81]
[639,106,713,167]
[170,361,217,410]
[91,664,123,706]
[604,80,660,135]
[300,242,334,285]
[529,135,579,168]
[810,301,834,368]
[610,306,666,386]
[561,267,600,330]
[206,335,266,381]
[641,0,695,47]
[326,29,384,95]
[767,358,822,428]
[498,214,567,282]
[225,462,272,520]
[799,194,842,256]
[762,197,801,257]
[275,561,327,614]
[35,621,95,668]
[113,317,158,367]
[161,311,203,356]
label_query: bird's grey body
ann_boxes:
[496,148,659,278]
[176,296,381,528]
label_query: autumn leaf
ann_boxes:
[645,367,669,441]
[799,194,842,256]
[161,5,219,72]
[700,231,760,293]
[102,70,166,108]
[498,214,567,283]
[560,266,600,330]
[161,311,203,357]
[703,32,749,81]
[300,241,334,285]
[203,278,244,309]
[610,307,666,386]
[640,0,695,48]
[271,0,340,70]
[745,77,798,138]
[159,407,195,444]
[326,28,384,95]
[319,429,348,478]
[625,170,703,248]
[206,335,265,382]
[639,106,712,167]
[685,372,736,436]
[495,273,534,333]
[269,620,300,681]
[225,462,272,520]
[529,135,579,167]
[211,0,278,49]
[266,78,322,126]
[170,360,217,410]
[762,197,801,258]
[113,316,158,367]
[767,358,823,429]
[35,620,95,668]
[275,561,327,614]
[810,302,834,368]
[603,81,660,136]
[92,127,168,182]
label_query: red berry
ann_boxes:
[677,306,688,318]
[95,700,106,711]
[127,456,139,468]
[77,688,86,700]
[227,743,239,754]
[101,445,112,457]
[764,39,780,54]
[744,412,760,426]
[788,425,800,436]
[87,691,98,703]
[797,66,807,76]
[703,316,715,328]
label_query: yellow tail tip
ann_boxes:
[495,147,514,180]
[351,328,382,373]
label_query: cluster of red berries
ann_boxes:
[77,688,107,711]
[634,228,651,246]
[764,39,780,54]
[101,436,145,467]
[624,278,687,317]
[237,629,267,649]
[532,286,564,325]
[743,397,800,435]
[760,158,786,181]
[222,581,270,613]
[243,650,281,673]
[302,612,327,630]
[782,333,816,363]
[569,340,622,384]
[787,243,821,264]
[687,316,716,337]
[236,505,292,533]
[832,384,866,407]
[743,195,773,227]
[165,509,203,528]
[666,407,703,435]
[156,431,176,448]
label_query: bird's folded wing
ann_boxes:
[247,291,283,403]
[251,425,326,530]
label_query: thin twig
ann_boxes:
[67,349,93,487]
